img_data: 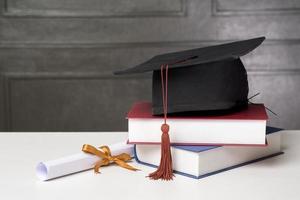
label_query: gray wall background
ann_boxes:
[0,0,300,131]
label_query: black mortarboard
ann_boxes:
[114,37,265,115]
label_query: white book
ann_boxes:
[128,102,268,145]
[134,127,283,179]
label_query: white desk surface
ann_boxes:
[0,131,299,200]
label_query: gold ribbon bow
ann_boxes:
[82,144,138,173]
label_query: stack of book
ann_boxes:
[126,102,283,179]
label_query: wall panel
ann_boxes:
[0,0,299,130]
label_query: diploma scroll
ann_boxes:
[36,141,134,181]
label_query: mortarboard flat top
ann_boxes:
[114,37,265,75]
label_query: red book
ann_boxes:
[127,102,268,146]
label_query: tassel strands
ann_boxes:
[148,64,174,180]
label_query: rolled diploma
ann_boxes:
[36,141,134,181]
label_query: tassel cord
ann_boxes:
[148,64,174,180]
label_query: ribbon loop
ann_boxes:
[82,144,138,174]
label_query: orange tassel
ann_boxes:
[148,64,174,180]
[148,124,174,180]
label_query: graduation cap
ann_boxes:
[114,37,265,180]
[115,37,265,115]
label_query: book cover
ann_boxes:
[128,102,268,120]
